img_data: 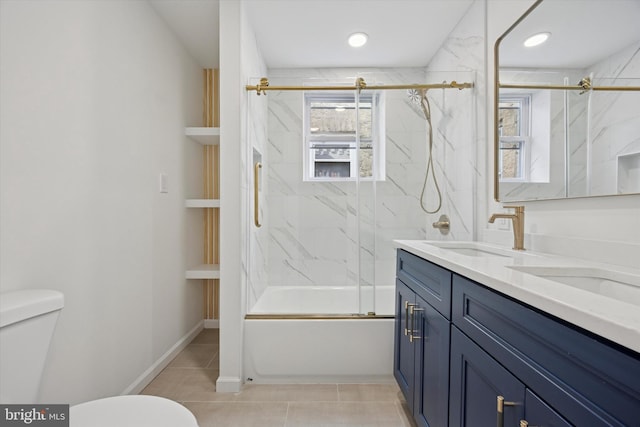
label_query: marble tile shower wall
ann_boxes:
[498,41,640,199]
[423,0,485,239]
[587,41,640,196]
[247,68,477,298]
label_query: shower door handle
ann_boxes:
[254,162,262,228]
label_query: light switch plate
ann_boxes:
[159,173,168,193]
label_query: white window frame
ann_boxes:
[303,91,385,182]
[498,94,532,182]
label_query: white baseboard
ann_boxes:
[122,320,204,395]
[215,376,242,393]
[204,319,219,329]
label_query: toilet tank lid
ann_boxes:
[0,289,64,328]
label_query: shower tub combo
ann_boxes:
[243,72,475,384]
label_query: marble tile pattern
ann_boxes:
[587,41,640,196]
[245,68,477,307]
[141,329,414,427]
[498,41,640,200]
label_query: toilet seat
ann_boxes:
[70,395,198,427]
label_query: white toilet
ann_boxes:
[0,289,199,427]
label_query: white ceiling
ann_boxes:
[499,0,640,69]
[149,0,475,69]
[244,0,474,68]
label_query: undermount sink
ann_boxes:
[423,241,516,258]
[509,265,640,306]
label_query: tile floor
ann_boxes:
[141,328,416,426]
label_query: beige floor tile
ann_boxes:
[184,401,288,427]
[395,401,417,427]
[236,384,339,402]
[205,350,220,369]
[191,328,219,345]
[168,344,218,368]
[337,383,402,402]
[141,367,189,401]
[141,329,413,426]
[285,401,405,427]
[175,368,232,402]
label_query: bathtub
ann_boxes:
[249,285,395,315]
[244,285,395,383]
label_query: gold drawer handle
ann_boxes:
[409,305,424,343]
[405,301,414,336]
[496,395,517,427]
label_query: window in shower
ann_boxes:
[498,95,530,181]
[303,91,385,181]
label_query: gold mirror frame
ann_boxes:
[493,0,640,202]
[493,0,542,201]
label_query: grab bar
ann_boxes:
[254,162,262,228]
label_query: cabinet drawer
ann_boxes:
[453,274,640,426]
[396,250,451,318]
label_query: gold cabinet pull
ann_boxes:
[409,305,424,343]
[404,301,411,336]
[496,395,517,427]
[519,421,528,427]
[254,162,262,227]
[405,302,415,337]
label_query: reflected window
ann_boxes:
[498,96,530,180]
[303,91,384,181]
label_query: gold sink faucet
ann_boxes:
[489,206,525,250]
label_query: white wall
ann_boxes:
[217,0,267,393]
[484,0,640,267]
[0,0,204,404]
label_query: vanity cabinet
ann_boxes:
[394,250,451,427]
[453,274,640,426]
[450,327,571,427]
[394,249,640,427]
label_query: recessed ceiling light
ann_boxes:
[348,32,368,48]
[524,32,551,47]
[335,106,346,112]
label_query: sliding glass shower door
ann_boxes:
[245,70,476,317]
[246,77,378,316]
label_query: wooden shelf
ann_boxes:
[185,199,220,208]
[185,127,220,145]
[186,264,220,280]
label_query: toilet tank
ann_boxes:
[0,289,64,403]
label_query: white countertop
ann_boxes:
[394,240,640,355]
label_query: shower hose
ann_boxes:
[415,89,442,214]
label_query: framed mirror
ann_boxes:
[494,0,640,202]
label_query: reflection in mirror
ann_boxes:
[495,0,640,202]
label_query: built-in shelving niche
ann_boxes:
[185,68,220,326]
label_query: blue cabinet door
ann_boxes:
[395,278,451,427]
[449,327,525,427]
[394,279,415,405]
[413,292,450,427]
[524,389,571,427]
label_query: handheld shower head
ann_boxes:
[407,88,422,104]
[408,88,431,121]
